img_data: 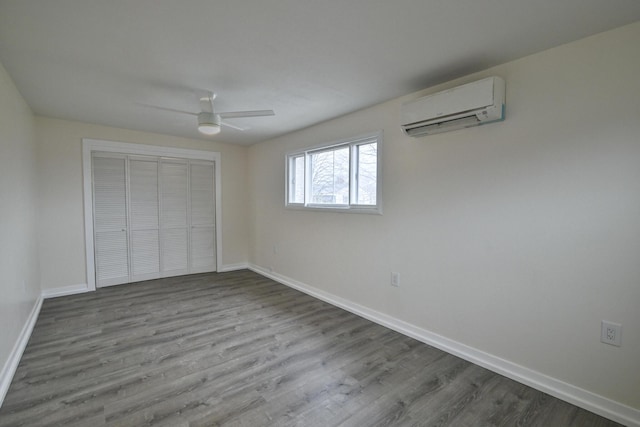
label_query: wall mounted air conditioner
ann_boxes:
[401,76,505,137]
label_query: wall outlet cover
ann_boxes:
[391,272,400,287]
[601,320,622,347]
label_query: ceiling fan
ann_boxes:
[143,92,275,135]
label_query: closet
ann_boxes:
[92,152,216,287]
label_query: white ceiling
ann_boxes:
[1,1,639,145]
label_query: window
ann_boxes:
[286,132,381,213]
[288,154,305,204]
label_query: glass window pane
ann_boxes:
[289,155,305,203]
[310,147,349,205]
[285,133,381,212]
[356,142,377,205]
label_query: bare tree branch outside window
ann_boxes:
[356,143,377,205]
[310,147,349,204]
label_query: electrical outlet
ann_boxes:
[601,321,622,347]
[391,272,400,287]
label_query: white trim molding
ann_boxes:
[0,296,43,407]
[82,138,223,291]
[41,284,91,299]
[248,263,640,427]
[218,263,249,272]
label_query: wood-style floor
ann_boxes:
[0,270,621,426]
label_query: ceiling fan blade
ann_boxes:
[220,120,247,131]
[218,110,275,119]
[137,103,198,116]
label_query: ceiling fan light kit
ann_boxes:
[197,112,221,135]
[143,91,274,137]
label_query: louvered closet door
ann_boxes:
[93,155,129,287]
[190,161,216,273]
[159,159,189,276]
[129,157,161,282]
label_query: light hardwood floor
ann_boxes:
[0,270,622,426]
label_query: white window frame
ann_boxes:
[285,131,382,214]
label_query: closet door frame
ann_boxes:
[82,138,222,291]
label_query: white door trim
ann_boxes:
[82,138,222,291]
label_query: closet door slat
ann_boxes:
[190,162,216,273]
[93,156,129,286]
[129,158,160,281]
[160,160,189,276]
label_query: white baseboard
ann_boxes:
[248,263,639,427]
[41,283,90,299]
[41,270,251,298]
[0,295,43,407]
[218,263,249,272]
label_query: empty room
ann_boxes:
[0,1,639,426]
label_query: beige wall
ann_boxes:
[36,117,249,291]
[248,22,640,409]
[0,62,41,373]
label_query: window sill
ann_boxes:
[285,204,382,215]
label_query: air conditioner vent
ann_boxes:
[401,76,505,137]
